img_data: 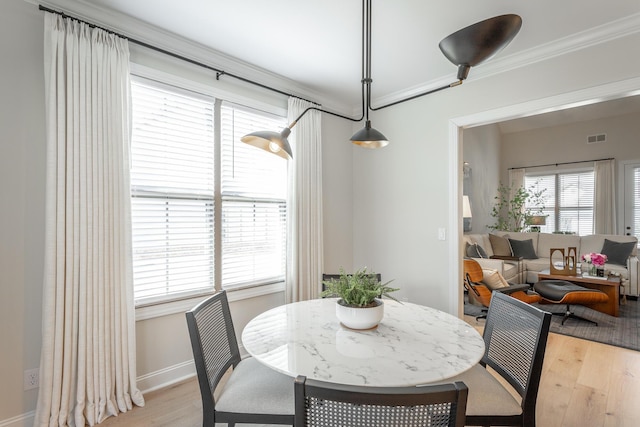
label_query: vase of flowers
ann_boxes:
[581,252,607,277]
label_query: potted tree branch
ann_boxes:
[488,183,546,232]
[321,267,399,329]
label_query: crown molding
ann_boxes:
[372,12,640,109]
[36,0,346,111]
[34,1,640,114]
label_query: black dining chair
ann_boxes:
[294,375,468,427]
[186,290,294,426]
[445,291,551,427]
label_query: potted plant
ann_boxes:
[321,267,399,329]
[488,183,546,232]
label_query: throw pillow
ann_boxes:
[508,238,538,259]
[482,269,509,290]
[489,234,513,257]
[601,238,635,266]
[465,242,488,259]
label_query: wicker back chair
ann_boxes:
[457,291,552,427]
[294,375,468,427]
[186,291,294,426]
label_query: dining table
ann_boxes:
[241,298,485,387]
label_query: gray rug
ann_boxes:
[464,296,640,352]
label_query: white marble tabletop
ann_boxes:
[241,298,485,387]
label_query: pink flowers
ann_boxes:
[582,252,608,267]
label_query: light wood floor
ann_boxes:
[101,323,640,427]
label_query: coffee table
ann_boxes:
[537,269,620,317]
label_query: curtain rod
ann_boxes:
[38,4,315,104]
[508,157,614,170]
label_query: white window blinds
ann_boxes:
[634,166,640,241]
[525,170,594,235]
[220,103,287,289]
[130,78,215,304]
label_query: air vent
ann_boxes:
[587,133,606,144]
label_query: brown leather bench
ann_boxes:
[533,280,609,326]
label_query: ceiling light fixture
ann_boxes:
[241,0,522,160]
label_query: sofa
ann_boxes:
[463,232,640,297]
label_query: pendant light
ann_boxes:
[241,0,522,159]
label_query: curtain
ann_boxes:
[508,168,525,191]
[594,159,617,234]
[36,13,144,426]
[285,98,323,303]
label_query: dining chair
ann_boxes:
[185,290,294,427]
[294,375,468,427]
[452,291,551,427]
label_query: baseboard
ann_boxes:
[137,359,197,394]
[1,361,196,426]
[0,411,35,427]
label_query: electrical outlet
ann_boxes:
[24,368,39,390]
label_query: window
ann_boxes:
[130,77,287,305]
[220,103,288,289]
[623,162,640,244]
[525,170,594,235]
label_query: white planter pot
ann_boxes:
[335,299,384,330]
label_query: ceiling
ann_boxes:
[57,0,640,125]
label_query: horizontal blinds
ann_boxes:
[525,171,594,235]
[634,166,640,242]
[559,171,594,235]
[130,78,215,304]
[220,103,287,289]
[525,176,555,233]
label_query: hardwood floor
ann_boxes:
[101,325,640,427]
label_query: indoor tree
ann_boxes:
[488,183,546,232]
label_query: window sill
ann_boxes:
[135,282,286,321]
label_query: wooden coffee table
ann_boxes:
[537,269,620,317]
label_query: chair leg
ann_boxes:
[551,304,598,326]
[475,308,488,321]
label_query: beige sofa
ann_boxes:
[463,232,640,296]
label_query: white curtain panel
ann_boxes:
[36,13,144,427]
[508,168,525,192]
[594,159,617,234]
[285,98,323,303]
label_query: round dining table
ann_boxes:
[241,298,485,387]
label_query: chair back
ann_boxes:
[294,375,468,427]
[185,291,241,415]
[463,259,484,283]
[482,291,552,417]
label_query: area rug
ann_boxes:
[464,297,640,352]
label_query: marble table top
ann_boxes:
[241,298,485,387]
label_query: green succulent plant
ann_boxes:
[321,267,399,307]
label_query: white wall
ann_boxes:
[0,1,46,422]
[0,2,356,424]
[463,124,502,233]
[3,0,640,424]
[351,32,640,313]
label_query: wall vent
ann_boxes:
[587,133,606,144]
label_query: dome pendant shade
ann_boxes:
[350,120,389,149]
[439,14,522,72]
[240,127,293,160]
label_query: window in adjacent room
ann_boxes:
[130,77,287,306]
[623,162,640,245]
[525,170,594,235]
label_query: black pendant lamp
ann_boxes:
[241,1,522,160]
